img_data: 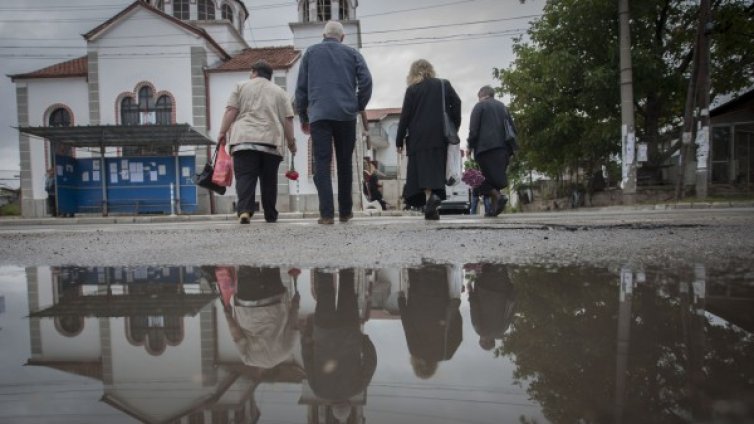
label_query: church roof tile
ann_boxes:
[209,46,301,72]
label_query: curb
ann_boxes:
[0,210,407,226]
[1,202,751,226]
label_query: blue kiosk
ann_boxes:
[19,125,214,216]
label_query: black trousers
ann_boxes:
[236,266,286,301]
[47,195,56,217]
[310,120,356,218]
[233,150,282,222]
[477,147,511,195]
[313,269,359,329]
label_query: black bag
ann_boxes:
[502,108,518,151]
[441,79,460,145]
[193,143,227,195]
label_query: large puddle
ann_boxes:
[0,264,752,424]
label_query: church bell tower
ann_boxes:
[289,0,362,50]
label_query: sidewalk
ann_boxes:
[1,200,752,226]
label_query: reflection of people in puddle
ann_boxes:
[221,266,300,369]
[302,269,377,423]
[399,264,462,379]
[467,263,515,351]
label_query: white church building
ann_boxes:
[10,0,369,218]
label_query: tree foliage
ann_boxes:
[496,0,754,182]
[499,265,754,424]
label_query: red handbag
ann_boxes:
[211,144,233,187]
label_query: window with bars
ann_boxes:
[155,95,172,125]
[138,87,156,125]
[339,0,349,19]
[198,0,215,20]
[173,0,189,19]
[317,0,331,21]
[120,98,139,125]
[48,108,71,127]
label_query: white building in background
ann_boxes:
[10,0,365,217]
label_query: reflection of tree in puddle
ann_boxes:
[496,266,754,423]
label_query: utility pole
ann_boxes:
[618,0,637,200]
[676,0,712,200]
[695,0,712,199]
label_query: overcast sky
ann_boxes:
[0,0,544,188]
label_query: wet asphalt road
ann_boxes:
[0,208,752,271]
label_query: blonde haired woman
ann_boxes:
[396,59,461,220]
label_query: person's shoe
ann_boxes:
[239,212,251,224]
[489,190,506,217]
[424,211,440,220]
[425,194,441,219]
[339,213,353,223]
[265,212,278,223]
[318,217,335,225]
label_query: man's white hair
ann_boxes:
[323,21,345,39]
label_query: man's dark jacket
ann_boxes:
[467,98,518,156]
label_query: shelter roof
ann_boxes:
[17,124,215,148]
[28,292,218,318]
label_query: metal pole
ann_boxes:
[619,0,637,199]
[174,144,182,214]
[100,143,108,217]
[51,141,59,218]
[170,183,176,216]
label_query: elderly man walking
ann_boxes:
[467,86,518,217]
[295,21,373,225]
[218,60,297,224]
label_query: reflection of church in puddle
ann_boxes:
[23,265,442,424]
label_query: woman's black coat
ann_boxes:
[396,77,462,154]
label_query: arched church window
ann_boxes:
[221,3,234,24]
[48,108,71,127]
[156,95,172,125]
[120,98,139,125]
[339,0,349,19]
[173,0,189,19]
[198,0,215,20]
[317,0,331,21]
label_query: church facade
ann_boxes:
[11,0,363,217]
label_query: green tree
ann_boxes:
[496,0,754,183]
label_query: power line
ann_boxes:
[0,14,537,46]
[0,30,527,61]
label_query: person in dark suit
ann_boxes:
[399,264,462,379]
[467,85,518,217]
[396,59,462,220]
[467,263,516,351]
[301,269,377,422]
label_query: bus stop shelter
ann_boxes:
[18,124,215,216]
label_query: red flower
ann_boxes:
[285,170,299,181]
[286,154,299,180]
[288,268,301,278]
